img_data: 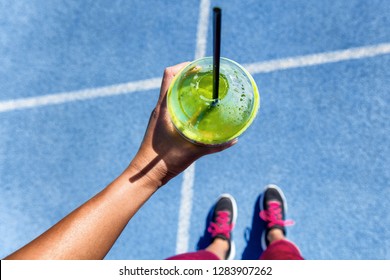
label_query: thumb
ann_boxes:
[158,62,190,104]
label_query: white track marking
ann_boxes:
[175,163,196,254]
[0,77,161,112]
[1,43,389,113]
[244,43,390,74]
[194,0,211,60]
[0,4,389,257]
[175,0,210,255]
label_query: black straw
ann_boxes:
[213,7,221,101]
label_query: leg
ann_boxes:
[258,184,304,260]
[166,194,237,260]
[260,238,303,260]
[166,250,220,260]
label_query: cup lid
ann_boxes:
[168,57,260,145]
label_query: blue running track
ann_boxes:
[1,0,389,259]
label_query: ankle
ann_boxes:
[205,238,229,260]
[267,228,285,244]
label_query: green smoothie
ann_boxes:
[167,57,259,145]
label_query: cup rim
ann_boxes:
[167,57,260,146]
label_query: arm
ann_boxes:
[5,62,235,260]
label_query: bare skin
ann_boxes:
[205,238,230,260]
[5,62,236,260]
[267,228,285,244]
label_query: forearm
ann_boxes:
[5,165,159,260]
[4,62,231,260]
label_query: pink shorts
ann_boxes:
[167,239,303,260]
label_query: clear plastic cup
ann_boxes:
[167,57,260,146]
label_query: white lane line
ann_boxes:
[194,0,211,60]
[175,0,210,255]
[0,77,161,112]
[1,43,389,114]
[244,43,390,74]
[175,163,196,254]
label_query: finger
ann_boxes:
[204,138,238,154]
[159,61,190,102]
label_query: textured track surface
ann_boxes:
[1,0,389,259]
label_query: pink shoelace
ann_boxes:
[208,210,233,239]
[259,201,295,228]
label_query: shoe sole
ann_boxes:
[259,184,288,251]
[216,193,237,260]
